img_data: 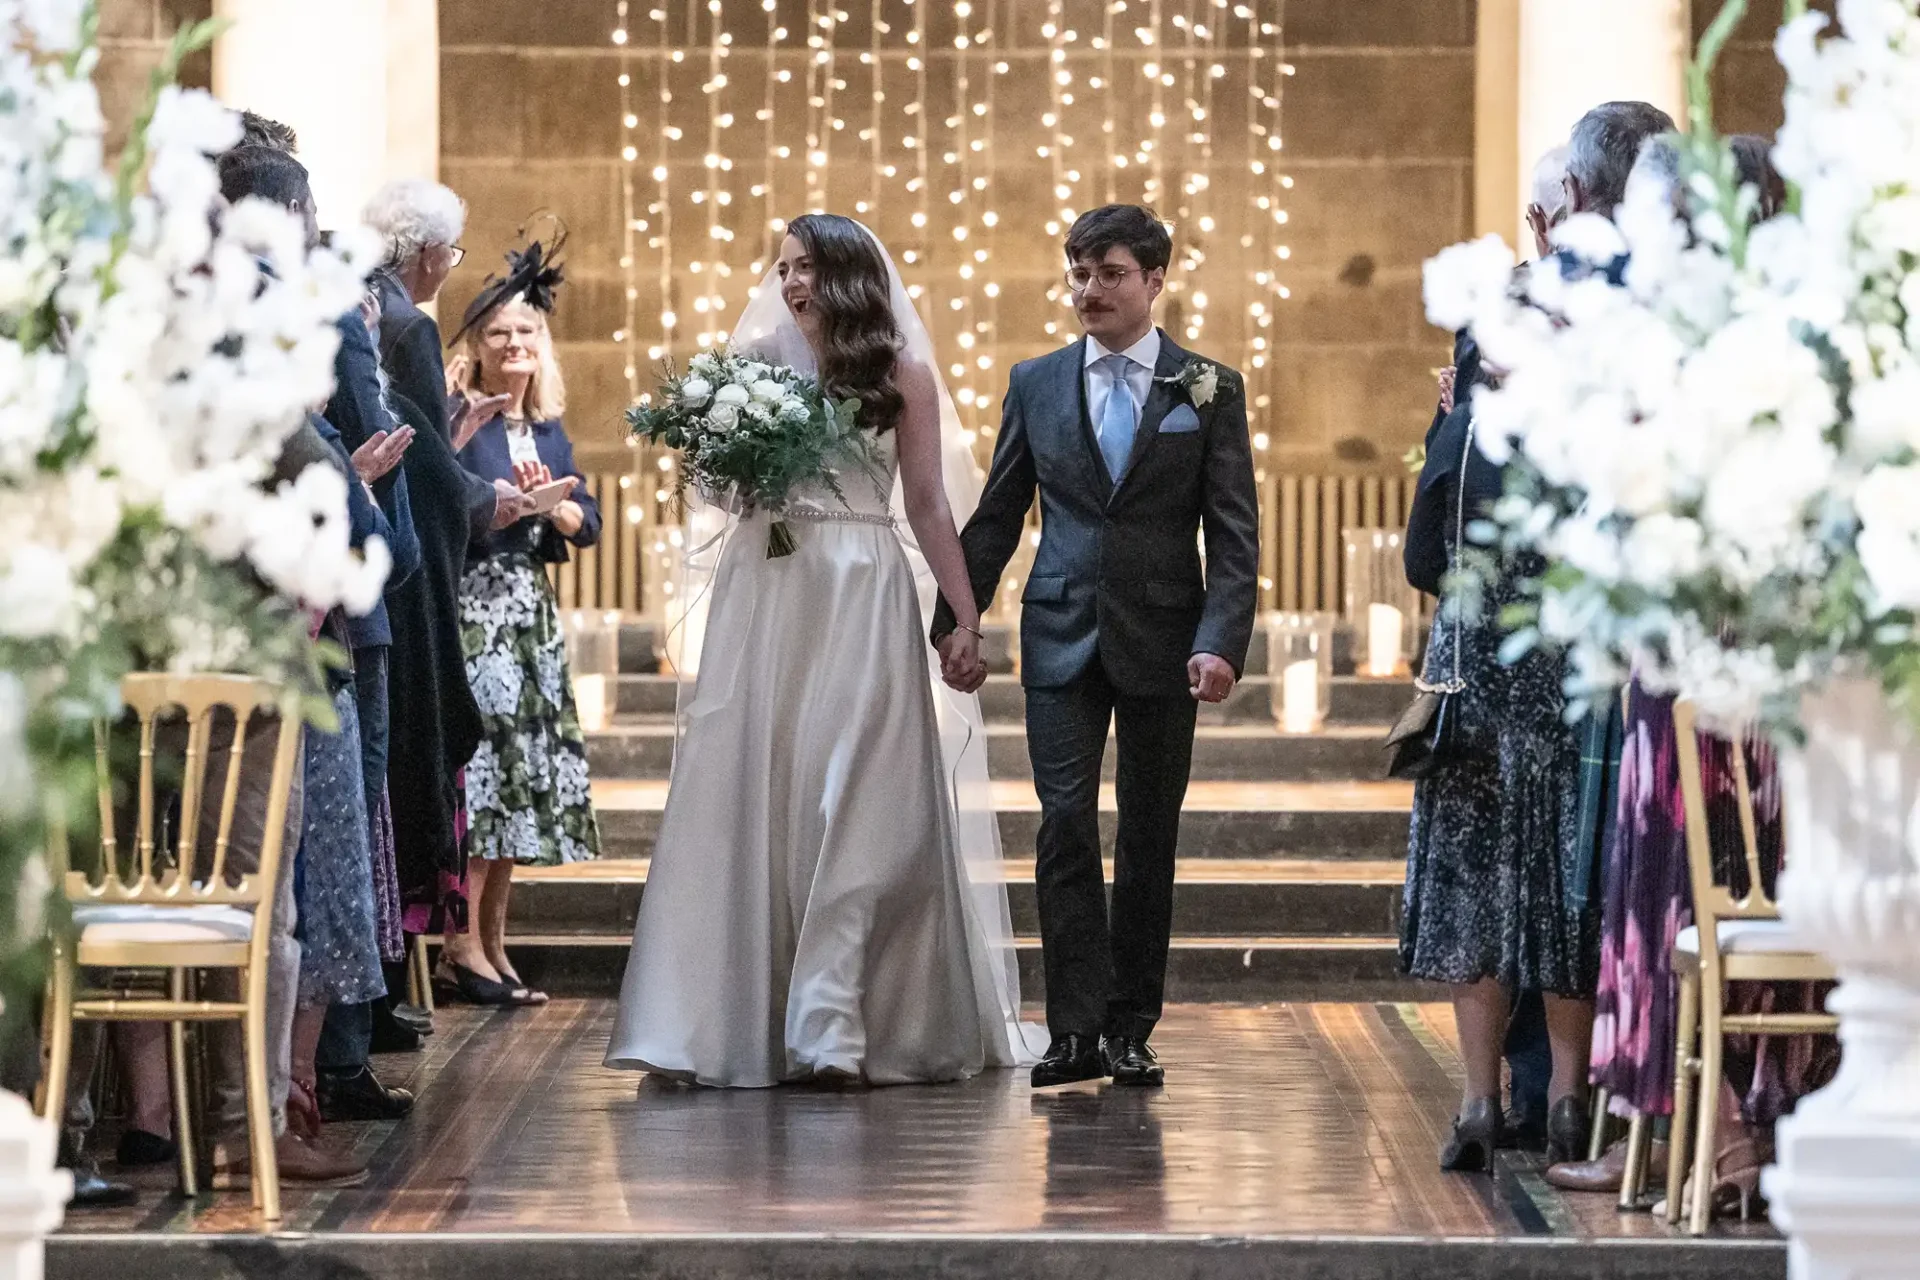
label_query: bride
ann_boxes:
[604,213,1039,1087]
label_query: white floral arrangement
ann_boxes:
[0,1,386,1025]
[1422,0,1920,730]
[627,347,876,557]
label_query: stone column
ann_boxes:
[1767,679,1920,1280]
[213,0,440,225]
[1477,0,1690,247]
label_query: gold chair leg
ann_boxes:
[1587,1087,1612,1163]
[411,934,435,1015]
[1618,1112,1649,1210]
[1665,969,1700,1227]
[242,987,280,1224]
[38,951,75,1132]
[1689,986,1726,1238]
[168,969,199,1198]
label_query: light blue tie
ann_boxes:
[1096,353,1138,485]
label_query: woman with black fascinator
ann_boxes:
[434,227,604,1007]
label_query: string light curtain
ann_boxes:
[611,0,1289,470]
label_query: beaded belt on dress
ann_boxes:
[781,507,897,529]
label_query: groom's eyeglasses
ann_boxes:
[1066,265,1142,293]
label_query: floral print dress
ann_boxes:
[459,521,602,866]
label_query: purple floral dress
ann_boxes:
[1589,686,1837,1127]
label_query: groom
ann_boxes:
[933,205,1260,1088]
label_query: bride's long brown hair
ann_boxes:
[786,213,905,433]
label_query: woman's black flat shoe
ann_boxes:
[1440,1096,1503,1173]
[433,962,519,1006]
[1546,1094,1592,1166]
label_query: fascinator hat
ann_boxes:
[448,212,568,349]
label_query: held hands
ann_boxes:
[937,630,989,694]
[450,392,512,452]
[1188,653,1236,704]
[350,426,415,485]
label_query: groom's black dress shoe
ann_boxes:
[1102,1035,1165,1088]
[1030,1033,1107,1088]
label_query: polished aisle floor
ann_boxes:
[63,1001,1773,1241]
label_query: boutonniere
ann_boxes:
[1158,359,1221,408]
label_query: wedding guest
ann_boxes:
[362,179,528,994]
[1401,101,1675,1175]
[1550,134,1835,1210]
[310,293,426,1120]
[216,143,393,1185]
[439,233,603,1005]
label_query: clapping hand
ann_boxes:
[450,391,512,452]
[1436,364,1457,415]
[513,459,563,493]
[350,426,415,485]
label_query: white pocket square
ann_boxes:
[1160,404,1201,434]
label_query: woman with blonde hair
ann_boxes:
[440,230,603,1006]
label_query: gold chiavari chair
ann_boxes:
[37,674,302,1224]
[1643,699,1838,1235]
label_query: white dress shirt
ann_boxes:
[1083,328,1160,432]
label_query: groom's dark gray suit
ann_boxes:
[932,329,1259,1039]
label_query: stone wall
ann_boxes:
[96,0,214,157]
[440,0,1477,472]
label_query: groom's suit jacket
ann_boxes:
[933,330,1260,696]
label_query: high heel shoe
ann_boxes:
[1546,1095,1591,1165]
[1439,1097,1503,1173]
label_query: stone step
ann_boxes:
[617,619,1421,681]
[482,934,1423,1004]
[613,672,1416,728]
[591,779,1413,862]
[586,723,1395,784]
[513,858,1405,940]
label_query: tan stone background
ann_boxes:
[97,0,1797,476]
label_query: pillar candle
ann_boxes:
[1281,659,1320,734]
[573,674,609,734]
[1367,603,1404,678]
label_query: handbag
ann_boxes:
[1385,419,1476,781]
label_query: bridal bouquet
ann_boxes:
[627,348,876,557]
[1422,0,1920,732]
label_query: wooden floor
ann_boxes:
[63,1001,1774,1242]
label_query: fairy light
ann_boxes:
[759,0,782,250]
[651,2,674,370]
[907,0,930,285]
[616,1,640,406]
[1101,0,1119,202]
[1144,0,1165,207]
[861,0,884,217]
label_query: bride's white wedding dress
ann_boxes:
[605,232,1038,1088]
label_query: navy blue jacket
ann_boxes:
[457,415,602,563]
[326,313,420,648]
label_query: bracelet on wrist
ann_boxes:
[955,622,984,640]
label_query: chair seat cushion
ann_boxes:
[1676,919,1809,955]
[74,903,254,947]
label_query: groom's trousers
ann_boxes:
[1027,662,1197,1041]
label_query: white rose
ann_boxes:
[679,377,713,407]
[750,379,785,403]
[690,351,720,378]
[708,404,741,432]
[714,383,751,407]
[778,397,810,423]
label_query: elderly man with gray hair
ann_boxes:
[1563,100,1679,220]
[361,179,528,1025]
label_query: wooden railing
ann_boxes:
[549,469,1420,618]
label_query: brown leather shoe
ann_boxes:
[212,1133,369,1189]
[1545,1137,1669,1193]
